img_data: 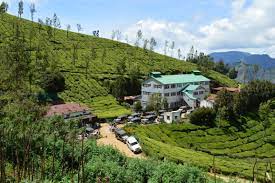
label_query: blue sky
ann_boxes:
[2,0,275,57]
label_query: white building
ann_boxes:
[163,109,182,123]
[141,71,210,109]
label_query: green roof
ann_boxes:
[183,91,196,100]
[151,73,210,84]
[183,85,200,92]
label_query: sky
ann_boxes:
[1,0,275,57]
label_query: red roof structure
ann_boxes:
[45,103,90,117]
[213,87,240,93]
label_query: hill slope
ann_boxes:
[0,13,237,117]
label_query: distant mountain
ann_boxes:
[209,51,275,68]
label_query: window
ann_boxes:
[177,92,181,96]
[154,85,162,89]
[199,91,204,95]
[164,93,170,97]
[204,81,209,85]
[177,83,182,88]
[164,85,170,89]
[142,91,150,95]
[194,92,198,95]
[143,84,151,87]
[171,84,176,88]
[167,116,170,120]
[175,116,178,120]
[171,92,176,96]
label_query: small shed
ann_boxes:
[163,109,182,124]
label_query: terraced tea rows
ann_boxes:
[125,119,275,180]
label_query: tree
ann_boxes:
[135,30,143,47]
[38,18,44,33]
[164,40,168,55]
[228,68,237,79]
[18,0,23,18]
[189,108,216,127]
[170,41,175,57]
[143,39,149,50]
[111,76,127,100]
[40,71,65,93]
[147,94,162,112]
[115,30,122,41]
[77,24,82,33]
[214,60,229,75]
[45,17,53,39]
[259,100,272,131]
[149,37,157,51]
[66,24,71,38]
[177,49,182,60]
[52,13,61,41]
[134,101,142,112]
[187,46,194,60]
[0,2,8,19]
[29,3,36,22]
[253,64,259,80]
[111,30,116,40]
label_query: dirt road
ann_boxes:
[97,123,145,159]
[97,123,250,183]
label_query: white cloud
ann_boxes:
[122,0,275,58]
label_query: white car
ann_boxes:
[126,136,142,154]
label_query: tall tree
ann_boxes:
[143,39,149,50]
[18,0,23,18]
[170,41,175,57]
[77,24,82,33]
[177,48,182,60]
[0,2,8,19]
[187,46,194,60]
[45,17,53,39]
[164,40,169,55]
[66,24,71,38]
[38,18,44,33]
[29,3,36,22]
[149,37,157,51]
[52,13,61,41]
[135,30,143,47]
[111,30,116,40]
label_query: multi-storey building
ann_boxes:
[141,71,210,109]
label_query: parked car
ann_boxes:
[145,111,156,116]
[130,117,141,123]
[126,136,142,153]
[128,113,141,120]
[141,115,157,124]
[114,128,129,142]
[114,115,129,124]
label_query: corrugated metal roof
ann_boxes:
[183,91,196,100]
[151,73,210,84]
[183,84,200,91]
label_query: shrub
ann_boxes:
[190,108,216,127]
[40,71,65,93]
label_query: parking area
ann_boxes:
[97,123,145,159]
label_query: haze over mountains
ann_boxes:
[209,51,275,83]
[210,51,275,68]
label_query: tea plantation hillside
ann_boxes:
[125,110,275,181]
[0,13,237,118]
